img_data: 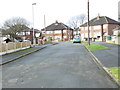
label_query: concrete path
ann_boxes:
[2,42,118,88]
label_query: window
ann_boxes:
[94,32,101,38]
[103,24,107,29]
[55,36,61,39]
[63,30,67,33]
[85,27,88,30]
[18,32,25,35]
[26,32,30,35]
[54,31,61,34]
[81,27,84,30]
[63,36,67,39]
[93,25,101,30]
[47,31,52,34]
[85,33,88,37]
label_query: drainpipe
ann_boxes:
[61,30,63,41]
[101,24,104,42]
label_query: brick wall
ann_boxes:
[108,24,119,35]
[80,24,119,41]
[43,29,73,41]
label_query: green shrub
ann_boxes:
[118,33,120,37]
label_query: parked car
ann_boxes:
[73,37,81,43]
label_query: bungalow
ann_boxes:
[41,21,74,41]
[80,15,120,41]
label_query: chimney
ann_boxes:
[55,20,58,23]
[97,13,100,20]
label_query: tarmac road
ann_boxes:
[91,42,119,67]
[2,42,118,88]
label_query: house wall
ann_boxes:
[0,31,2,44]
[18,31,40,44]
[107,24,119,35]
[80,24,119,41]
[43,29,73,41]
[113,30,120,36]
[80,25,103,41]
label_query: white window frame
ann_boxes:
[93,25,101,30]
[54,30,61,34]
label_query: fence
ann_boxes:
[0,41,31,55]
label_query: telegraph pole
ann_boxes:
[87,0,90,46]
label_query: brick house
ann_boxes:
[41,21,74,41]
[80,16,120,41]
[17,28,41,44]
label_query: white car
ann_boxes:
[73,37,81,43]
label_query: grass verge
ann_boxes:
[3,47,32,56]
[85,43,111,51]
[108,67,120,81]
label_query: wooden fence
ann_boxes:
[0,41,31,53]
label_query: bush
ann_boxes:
[118,33,120,37]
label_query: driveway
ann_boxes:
[2,42,118,88]
[91,42,119,68]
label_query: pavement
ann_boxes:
[1,42,58,65]
[91,42,119,68]
[84,41,120,86]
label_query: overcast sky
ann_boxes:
[0,0,119,29]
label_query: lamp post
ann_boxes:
[32,3,36,45]
[87,0,90,46]
[44,15,46,40]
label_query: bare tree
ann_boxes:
[2,17,30,41]
[67,14,87,29]
[3,17,29,35]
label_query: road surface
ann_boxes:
[2,42,118,88]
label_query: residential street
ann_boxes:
[2,42,118,88]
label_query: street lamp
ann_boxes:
[32,3,36,45]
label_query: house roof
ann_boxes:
[113,26,120,31]
[41,21,73,31]
[10,33,22,40]
[22,28,41,33]
[80,16,120,27]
